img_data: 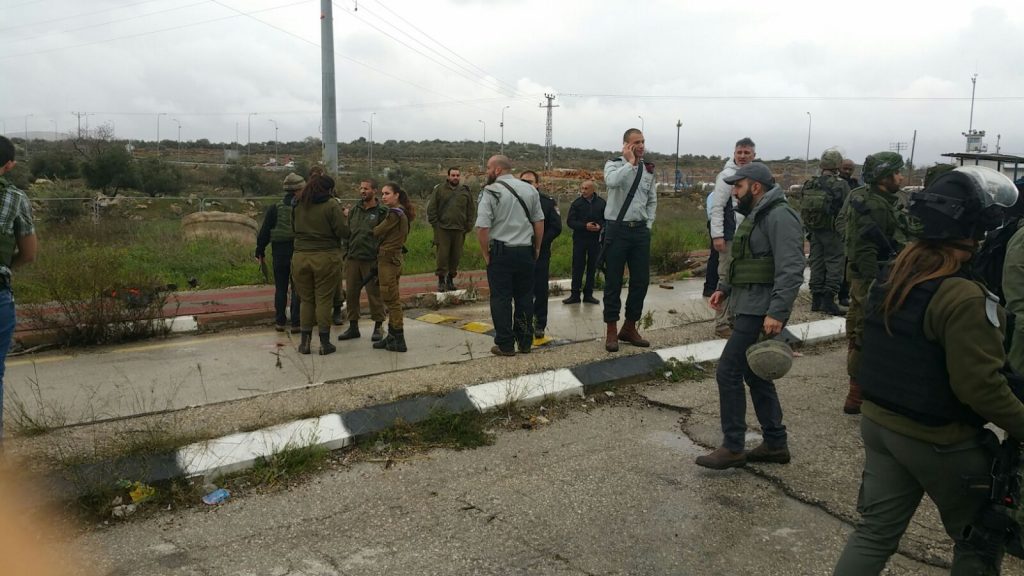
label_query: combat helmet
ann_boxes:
[820,148,844,171]
[909,166,1019,241]
[863,152,904,184]
[746,339,794,380]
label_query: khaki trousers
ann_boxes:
[344,258,385,323]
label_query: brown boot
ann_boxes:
[618,320,650,347]
[695,447,746,470]
[605,322,619,352]
[746,442,791,464]
[843,378,863,414]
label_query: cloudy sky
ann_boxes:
[3,0,1023,166]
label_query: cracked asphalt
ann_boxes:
[53,342,1024,575]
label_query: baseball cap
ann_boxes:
[723,162,775,187]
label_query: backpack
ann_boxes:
[972,218,1022,305]
[799,176,832,230]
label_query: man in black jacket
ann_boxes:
[563,179,606,305]
[520,171,562,338]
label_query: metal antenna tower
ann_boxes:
[539,93,558,169]
[889,141,908,156]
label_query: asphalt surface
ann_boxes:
[49,345,1024,576]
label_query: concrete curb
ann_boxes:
[62,317,847,490]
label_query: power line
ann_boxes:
[0,0,167,34]
[0,0,211,46]
[562,93,1024,102]
[333,1,515,98]
[359,0,521,97]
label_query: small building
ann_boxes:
[940,152,1024,182]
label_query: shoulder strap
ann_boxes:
[613,160,646,224]
[495,180,533,222]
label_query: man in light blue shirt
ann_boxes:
[476,155,544,356]
[602,128,656,352]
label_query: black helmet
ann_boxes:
[908,166,1018,241]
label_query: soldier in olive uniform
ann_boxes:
[372,183,415,353]
[834,167,1023,575]
[336,179,389,342]
[800,149,849,316]
[519,170,562,339]
[841,152,914,415]
[427,167,476,292]
[291,175,349,355]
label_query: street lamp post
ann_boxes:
[500,105,510,156]
[171,118,182,161]
[156,113,167,156]
[674,119,682,192]
[51,119,58,141]
[361,119,371,172]
[369,112,375,174]
[247,112,258,159]
[805,112,812,178]
[24,114,33,158]
[477,119,486,169]
[268,119,279,163]
[638,115,644,132]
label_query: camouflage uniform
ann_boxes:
[801,152,850,312]
[841,152,914,413]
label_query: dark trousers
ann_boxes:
[271,247,300,327]
[715,313,787,453]
[570,234,601,297]
[533,252,551,330]
[703,222,720,295]
[601,224,651,323]
[487,245,535,352]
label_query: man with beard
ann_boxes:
[336,179,389,342]
[475,156,544,356]
[697,162,805,469]
[709,138,756,338]
[427,167,476,291]
[838,158,860,189]
[841,152,914,415]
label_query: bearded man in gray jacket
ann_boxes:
[697,162,806,470]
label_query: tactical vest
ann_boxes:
[859,275,985,427]
[269,197,294,243]
[799,176,832,230]
[728,198,785,286]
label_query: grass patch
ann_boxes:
[366,408,494,451]
[246,441,329,489]
[659,357,708,383]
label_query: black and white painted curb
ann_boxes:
[62,317,846,490]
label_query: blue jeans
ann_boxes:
[715,313,787,452]
[0,289,16,438]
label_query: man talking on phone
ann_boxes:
[601,128,657,352]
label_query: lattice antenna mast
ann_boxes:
[539,93,558,169]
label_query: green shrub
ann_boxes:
[136,158,185,197]
[31,180,89,224]
[29,147,80,180]
[81,144,137,194]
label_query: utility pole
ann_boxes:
[539,93,558,170]
[268,119,279,162]
[477,119,486,169]
[500,105,510,156]
[156,112,167,156]
[24,114,32,158]
[247,112,258,159]
[72,111,87,139]
[369,112,375,174]
[997,134,1002,154]
[674,119,682,192]
[172,118,182,161]
[908,129,917,177]
[889,141,908,157]
[805,112,812,179]
[320,0,339,175]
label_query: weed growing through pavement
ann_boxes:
[245,436,329,489]
[659,356,707,383]
[366,408,493,451]
[640,310,655,330]
[5,364,69,435]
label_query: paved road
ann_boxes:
[63,363,954,575]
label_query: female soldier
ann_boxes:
[834,166,1024,574]
[372,182,414,352]
[291,174,348,355]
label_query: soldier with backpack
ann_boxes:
[255,172,304,333]
[800,148,849,316]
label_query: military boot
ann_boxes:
[337,322,360,340]
[618,320,650,347]
[297,331,312,355]
[445,274,457,291]
[318,331,336,355]
[811,292,823,312]
[844,378,863,415]
[332,305,344,326]
[371,321,384,342]
[437,275,447,292]
[605,322,619,353]
[385,328,407,352]
[372,329,393,349]
[820,293,846,317]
